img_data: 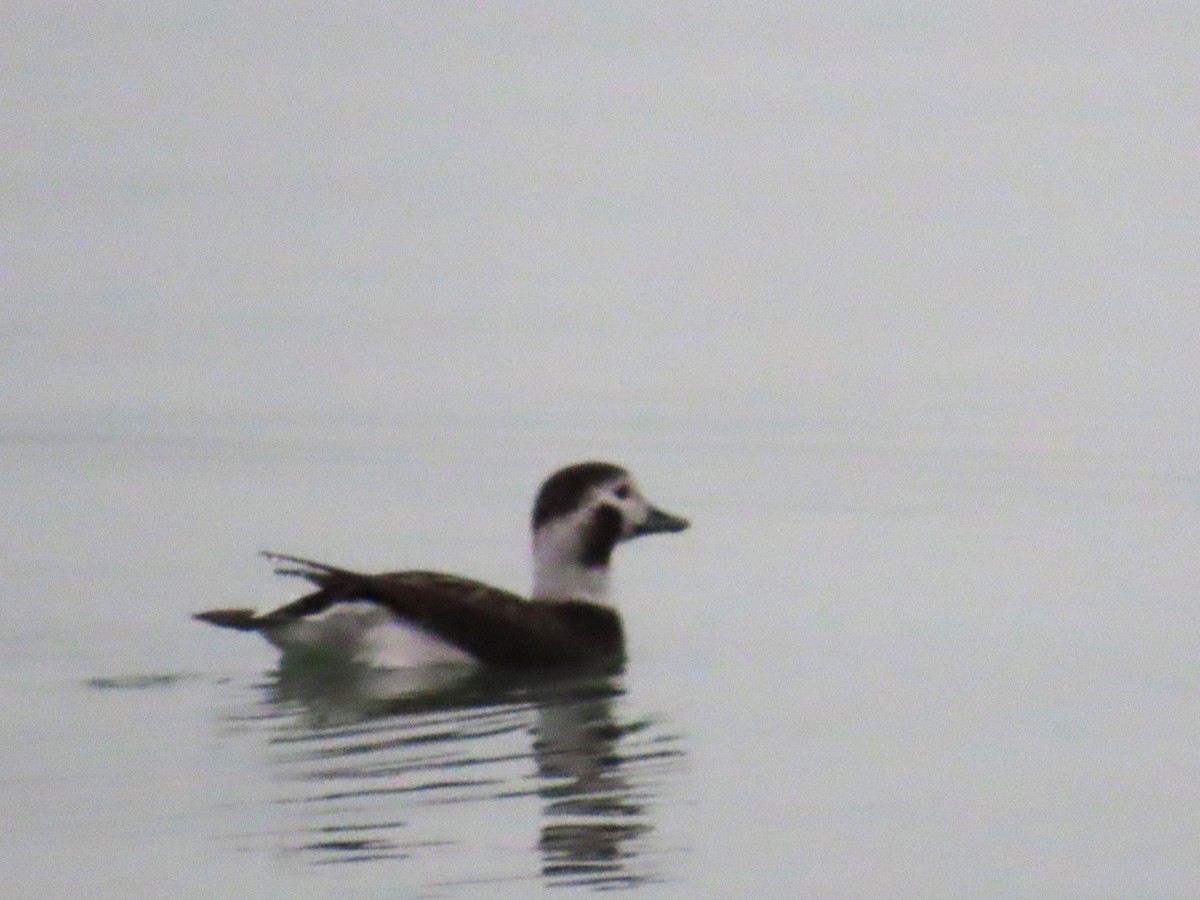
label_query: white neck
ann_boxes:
[531,516,613,604]
[532,561,610,604]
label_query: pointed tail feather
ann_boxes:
[195,554,364,632]
[193,608,263,631]
[260,550,346,572]
[260,551,356,588]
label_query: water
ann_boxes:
[1,423,684,897]
[4,413,1198,896]
[217,665,682,892]
[4,2,1199,897]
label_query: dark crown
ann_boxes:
[531,462,628,531]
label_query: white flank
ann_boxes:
[263,601,477,668]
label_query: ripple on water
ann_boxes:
[211,658,688,891]
[84,672,200,690]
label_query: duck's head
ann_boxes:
[530,461,689,603]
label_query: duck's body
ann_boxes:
[195,462,688,669]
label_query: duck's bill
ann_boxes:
[634,505,691,536]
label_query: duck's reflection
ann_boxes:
[533,689,653,887]
[234,656,683,890]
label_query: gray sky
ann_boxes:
[3,3,1197,440]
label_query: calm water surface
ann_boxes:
[218,663,683,893]
[3,416,1199,897]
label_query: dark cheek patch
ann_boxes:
[580,505,624,569]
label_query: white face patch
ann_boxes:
[591,478,656,539]
[531,507,613,603]
[529,474,664,603]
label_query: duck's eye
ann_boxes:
[614,484,631,499]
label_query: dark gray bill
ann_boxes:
[634,505,690,536]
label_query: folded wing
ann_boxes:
[253,552,625,667]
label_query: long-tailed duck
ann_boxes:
[194,462,689,669]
